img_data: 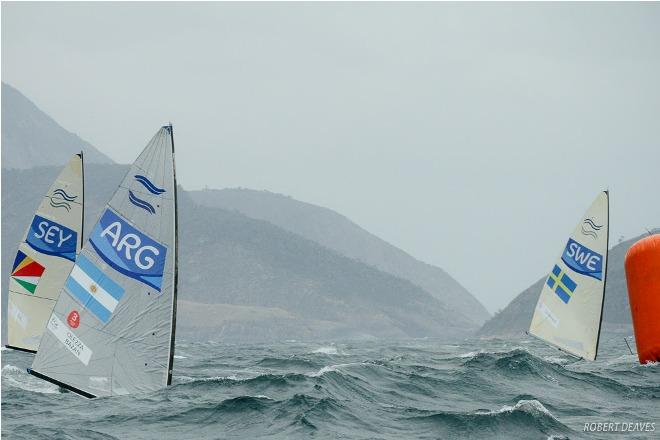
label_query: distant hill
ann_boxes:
[1,82,113,168]
[189,188,490,326]
[476,233,656,337]
[2,165,477,342]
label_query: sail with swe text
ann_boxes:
[30,126,178,397]
[7,154,84,353]
[529,191,609,360]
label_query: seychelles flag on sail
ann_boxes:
[11,250,45,294]
[65,253,125,324]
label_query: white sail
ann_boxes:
[7,154,84,353]
[529,191,609,360]
[30,126,178,397]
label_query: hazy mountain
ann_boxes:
[189,188,490,326]
[476,233,656,337]
[2,164,477,342]
[1,82,113,169]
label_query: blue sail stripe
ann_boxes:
[134,175,165,194]
[129,193,155,214]
[128,190,156,214]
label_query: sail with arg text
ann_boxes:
[29,126,178,397]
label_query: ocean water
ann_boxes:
[2,333,658,439]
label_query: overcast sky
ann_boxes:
[3,2,659,313]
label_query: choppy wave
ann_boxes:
[405,399,572,440]
[2,336,659,439]
[2,365,61,394]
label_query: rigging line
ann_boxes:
[624,337,634,355]
[7,290,57,301]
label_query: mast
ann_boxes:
[593,190,610,360]
[166,123,178,386]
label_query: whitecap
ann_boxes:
[458,351,480,359]
[459,347,532,359]
[484,399,557,420]
[543,356,570,365]
[306,362,360,377]
[173,373,242,384]
[307,365,342,377]
[311,346,340,355]
[173,355,187,359]
[2,365,60,394]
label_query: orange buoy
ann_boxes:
[625,234,660,364]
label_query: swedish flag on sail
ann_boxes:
[546,265,577,304]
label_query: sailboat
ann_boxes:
[6,154,84,353]
[29,125,178,398]
[528,191,609,360]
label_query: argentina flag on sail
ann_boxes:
[65,254,125,324]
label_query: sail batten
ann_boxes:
[7,154,84,353]
[529,192,609,360]
[30,127,178,397]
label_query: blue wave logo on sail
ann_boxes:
[128,190,156,214]
[89,209,167,291]
[49,188,77,211]
[561,238,603,280]
[134,175,166,195]
[26,215,77,261]
[580,217,603,240]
